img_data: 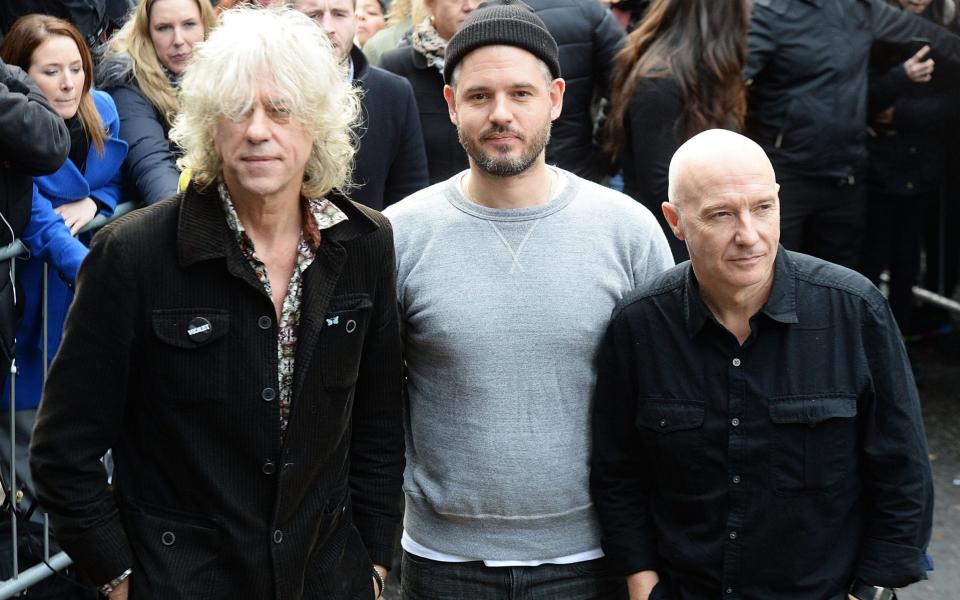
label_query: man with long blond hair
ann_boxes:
[30,8,404,599]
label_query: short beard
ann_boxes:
[458,122,551,177]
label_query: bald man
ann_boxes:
[590,130,933,600]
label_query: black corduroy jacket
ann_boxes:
[30,184,405,600]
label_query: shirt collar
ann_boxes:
[683,246,798,338]
[217,182,349,250]
[343,55,355,83]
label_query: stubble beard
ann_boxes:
[458,121,552,178]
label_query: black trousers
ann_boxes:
[860,189,929,335]
[777,172,867,270]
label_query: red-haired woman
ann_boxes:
[604,0,749,262]
[0,14,127,410]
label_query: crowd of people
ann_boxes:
[0,0,956,599]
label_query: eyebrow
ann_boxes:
[462,82,539,94]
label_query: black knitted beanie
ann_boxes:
[443,0,560,84]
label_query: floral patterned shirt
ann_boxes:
[219,183,348,440]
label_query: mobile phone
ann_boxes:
[908,37,933,59]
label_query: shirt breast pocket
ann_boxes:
[768,394,858,493]
[636,399,706,494]
[150,309,230,403]
[320,294,373,389]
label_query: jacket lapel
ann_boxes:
[177,184,269,297]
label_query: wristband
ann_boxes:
[371,566,385,598]
[98,567,132,596]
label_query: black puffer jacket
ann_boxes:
[95,54,180,205]
[527,0,624,181]
[0,60,69,369]
[746,0,960,180]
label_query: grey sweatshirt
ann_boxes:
[383,169,673,560]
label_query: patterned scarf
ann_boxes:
[410,18,448,73]
[160,63,182,90]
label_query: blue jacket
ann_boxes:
[7,89,127,410]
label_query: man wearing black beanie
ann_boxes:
[383,1,673,598]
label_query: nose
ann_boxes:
[244,107,271,143]
[61,71,76,92]
[464,0,479,12]
[489,93,513,125]
[734,212,760,246]
[172,26,185,46]
[322,14,337,35]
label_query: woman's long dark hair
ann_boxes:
[603,0,749,158]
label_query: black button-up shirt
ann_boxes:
[591,248,933,599]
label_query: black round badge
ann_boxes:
[186,316,213,343]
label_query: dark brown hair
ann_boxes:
[0,14,106,154]
[603,0,748,158]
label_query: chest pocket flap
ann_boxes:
[152,309,230,349]
[769,394,856,425]
[636,401,705,433]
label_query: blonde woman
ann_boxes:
[95,0,216,204]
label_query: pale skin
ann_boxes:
[424,0,479,40]
[108,78,388,600]
[628,130,861,600]
[295,0,357,64]
[27,34,99,235]
[148,0,204,75]
[443,45,565,209]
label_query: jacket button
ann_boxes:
[258,315,272,329]
[273,529,283,544]
[262,387,276,402]
[658,419,667,428]
[161,531,176,546]
[731,418,741,427]
[729,531,738,540]
[262,461,276,475]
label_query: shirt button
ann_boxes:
[726,588,733,594]
[732,358,741,367]
[729,531,738,540]
[906,182,915,190]
[732,475,741,484]
[262,461,276,475]
[273,529,283,544]
[659,419,667,428]
[161,531,176,546]
[731,418,740,427]
[262,387,276,402]
[258,315,272,329]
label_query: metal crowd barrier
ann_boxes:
[0,200,140,599]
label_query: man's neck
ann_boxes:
[696,275,774,345]
[227,183,303,247]
[464,158,554,209]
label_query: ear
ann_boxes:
[661,201,684,241]
[549,77,565,121]
[443,84,459,126]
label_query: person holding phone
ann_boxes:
[860,0,959,337]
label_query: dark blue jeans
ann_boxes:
[400,551,628,600]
